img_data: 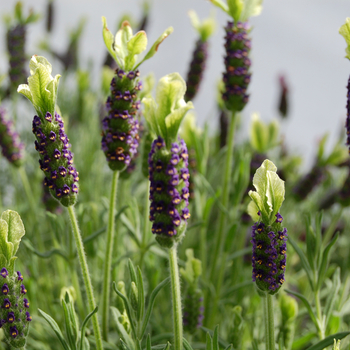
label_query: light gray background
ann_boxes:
[1,0,350,168]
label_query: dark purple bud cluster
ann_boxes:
[278,75,289,118]
[141,131,153,178]
[184,39,209,102]
[219,110,229,149]
[6,25,27,92]
[0,268,31,348]
[222,21,251,112]
[251,213,287,294]
[101,68,142,171]
[183,289,204,334]
[338,167,350,207]
[292,165,324,202]
[32,111,79,207]
[148,137,190,246]
[41,178,63,214]
[0,108,24,167]
[345,75,350,152]
[188,148,197,200]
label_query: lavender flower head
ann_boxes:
[183,289,204,333]
[101,17,173,172]
[143,73,194,247]
[0,107,24,167]
[18,56,78,207]
[184,11,215,102]
[248,160,286,294]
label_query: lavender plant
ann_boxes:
[100,17,173,340]
[17,55,103,350]
[0,210,31,348]
[184,11,215,102]
[248,159,286,349]
[143,72,193,350]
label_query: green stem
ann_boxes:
[265,293,275,350]
[139,181,150,267]
[102,170,119,341]
[315,290,324,339]
[206,111,236,325]
[264,294,270,350]
[169,245,183,350]
[67,206,103,350]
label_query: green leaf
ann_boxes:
[137,267,145,324]
[0,220,14,262]
[339,18,350,60]
[62,296,78,350]
[250,113,268,153]
[213,325,219,350]
[101,16,123,68]
[183,338,194,350]
[247,200,260,222]
[209,0,229,14]
[305,332,350,350]
[316,134,328,163]
[142,97,160,138]
[140,277,171,339]
[248,159,285,225]
[324,268,341,327]
[80,307,98,350]
[18,55,61,118]
[127,31,147,56]
[135,27,173,69]
[240,0,264,21]
[38,308,72,350]
[1,210,25,257]
[206,333,213,350]
[227,0,244,22]
[111,307,135,350]
[289,236,315,290]
[14,2,23,23]
[188,10,216,42]
[317,233,338,290]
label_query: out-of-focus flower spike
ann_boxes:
[278,75,289,118]
[184,11,216,102]
[0,107,24,167]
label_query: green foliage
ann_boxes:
[188,10,216,42]
[339,18,350,60]
[17,55,61,118]
[143,73,194,147]
[102,16,173,71]
[248,159,285,225]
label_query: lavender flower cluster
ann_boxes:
[0,108,24,167]
[185,40,208,102]
[251,213,287,294]
[0,268,31,347]
[6,25,27,92]
[346,76,350,151]
[148,137,190,241]
[183,289,204,333]
[101,68,142,171]
[222,21,251,112]
[32,111,79,207]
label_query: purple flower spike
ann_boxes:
[1,268,8,278]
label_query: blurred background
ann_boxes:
[0,0,349,168]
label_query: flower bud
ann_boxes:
[222,21,251,112]
[0,269,31,348]
[101,69,141,171]
[183,288,204,334]
[251,213,287,294]
[33,112,79,207]
[148,137,190,247]
[0,108,24,167]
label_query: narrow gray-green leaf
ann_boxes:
[305,331,350,350]
[80,307,98,350]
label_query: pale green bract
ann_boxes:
[250,113,279,153]
[102,16,173,71]
[188,10,216,42]
[17,55,61,118]
[210,0,263,22]
[0,210,25,272]
[180,249,202,285]
[248,159,285,225]
[339,18,350,60]
[142,73,194,147]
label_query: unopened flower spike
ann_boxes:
[339,18,350,153]
[248,159,287,295]
[0,107,24,167]
[6,1,40,94]
[101,17,173,171]
[184,10,216,102]
[210,0,263,112]
[17,56,79,207]
[143,73,193,248]
[0,210,31,348]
